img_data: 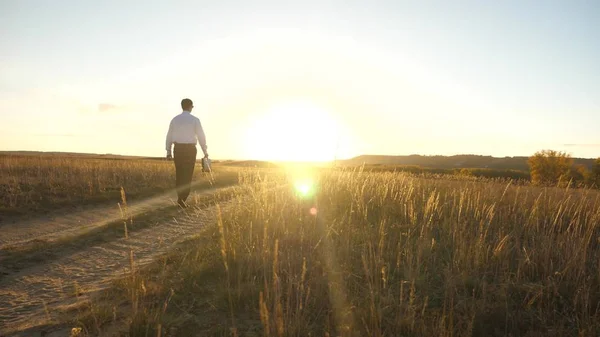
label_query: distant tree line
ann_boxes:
[345,154,596,172]
[338,164,531,182]
[528,150,600,188]
[339,150,600,189]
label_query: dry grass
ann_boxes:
[0,155,241,216]
[58,169,600,336]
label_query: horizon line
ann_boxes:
[1,150,598,161]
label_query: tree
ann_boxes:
[568,164,589,187]
[528,150,573,186]
[589,158,600,188]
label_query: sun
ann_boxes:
[243,100,342,162]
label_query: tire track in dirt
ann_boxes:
[0,183,283,336]
[0,183,238,252]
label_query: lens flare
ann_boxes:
[286,163,318,199]
[294,180,314,198]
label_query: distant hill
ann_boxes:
[2,151,596,172]
[342,154,597,171]
[0,151,158,161]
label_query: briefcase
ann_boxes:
[202,157,212,172]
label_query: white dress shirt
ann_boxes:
[165,111,208,155]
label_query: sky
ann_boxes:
[1,0,599,161]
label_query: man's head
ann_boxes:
[181,98,194,111]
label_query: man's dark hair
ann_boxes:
[181,98,193,110]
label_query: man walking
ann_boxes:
[165,98,208,207]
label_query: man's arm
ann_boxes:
[165,119,174,157]
[195,118,208,157]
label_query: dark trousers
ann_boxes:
[173,143,197,203]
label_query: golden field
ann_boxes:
[67,166,600,336]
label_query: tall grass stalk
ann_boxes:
[89,169,600,336]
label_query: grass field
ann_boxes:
[0,155,243,216]
[63,166,600,337]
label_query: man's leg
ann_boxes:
[174,146,186,204]
[180,146,197,203]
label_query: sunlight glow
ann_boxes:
[294,180,314,198]
[286,163,318,200]
[243,100,343,162]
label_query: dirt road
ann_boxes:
[0,185,248,336]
